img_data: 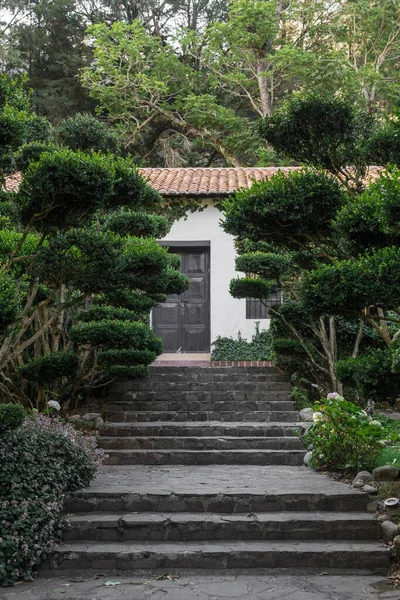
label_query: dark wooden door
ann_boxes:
[153,247,210,352]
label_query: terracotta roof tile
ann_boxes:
[139,167,383,196]
[3,172,22,193]
[3,166,383,197]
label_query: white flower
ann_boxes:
[369,420,382,427]
[313,411,323,422]
[48,400,61,411]
[326,392,344,401]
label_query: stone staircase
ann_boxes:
[50,366,389,572]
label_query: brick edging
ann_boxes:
[210,361,273,367]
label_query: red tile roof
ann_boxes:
[3,172,22,193]
[4,166,383,197]
[140,167,301,196]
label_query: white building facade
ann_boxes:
[140,167,288,354]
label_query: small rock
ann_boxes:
[69,415,81,421]
[372,465,399,481]
[381,520,399,542]
[352,480,365,489]
[82,412,102,422]
[303,451,313,466]
[94,416,104,429]
[367,500,378,512]
[393,535,400,552]
[352,471,374,485]
[377,513,390,523]
[299,408,314,422]
[362,484,378,495]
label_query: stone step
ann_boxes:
[101,421,304,438]
[64,465,369,514]
[114,382,291,393]
[109,391,291,403]
[106,400,296,412]
[49,540,389,571]
[103,449,306,466]
[149,366,278,374]
[104,411,300,423]
[99,436,305,450]
[64,511,379,542]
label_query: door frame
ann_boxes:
[154,242,211,353]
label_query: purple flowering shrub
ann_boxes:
[0,416,106,585]
[25,414,107,468]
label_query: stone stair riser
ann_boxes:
[109,391,291,402]
[104,411,300,423]
[101,423,303,437]
[48,545,388,571]
[103,449,306,466]
[64,514,379,543]
[65,491,368,515]
[112,382,291,393]
[105,401,296,412]
[99,436,305,450]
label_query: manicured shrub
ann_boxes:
[77,305,140,323]
[0,415,104,585]
[69,320,162,353]
[0,403,25,433]
[336,347,400,405]
[57,113,120,154]
[302,395,385,471]
[211,331,272,361]
[19,351,79,383]
[230,277,274,300]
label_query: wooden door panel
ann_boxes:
[153,247,210,352]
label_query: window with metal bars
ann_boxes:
[246,291,282,319]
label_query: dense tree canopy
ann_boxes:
[2,0,400,164]
[0,77,188,407]
[223,93,400,401]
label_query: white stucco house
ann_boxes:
[139,167,289,355]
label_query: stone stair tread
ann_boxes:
[67,511,376,523]
[53,540,389,565]
[103,421,305,427]
[105,448,306,454]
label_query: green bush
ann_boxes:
[336,347,400,405]
[102,210,170,239]
[57,113,121,154]
[211,331,272,361]
[230,277,274,300]
[235,252,292,280]
[19,351,79,383]
[0,403,25,433]
[0,417,100,585]
[77,305,140,323]
[18,148,114,230]
[302,395,385,471]
[97,348,157,368]
[69,320,162,353]
[15,142,57,172]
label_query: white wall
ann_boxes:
[161,200,269,345]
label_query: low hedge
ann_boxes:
[211,331,272,361]
[0,415,105,585]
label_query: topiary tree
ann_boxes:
[0,77,189,408]
[223,92,400,401]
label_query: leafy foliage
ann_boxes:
[336,348,400,405]
[57,113,121,153]
[19,352,79,383]
[0,415,103,585]
[302,396,385,471]
[211,330,272,361]
[0,403,25,433]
